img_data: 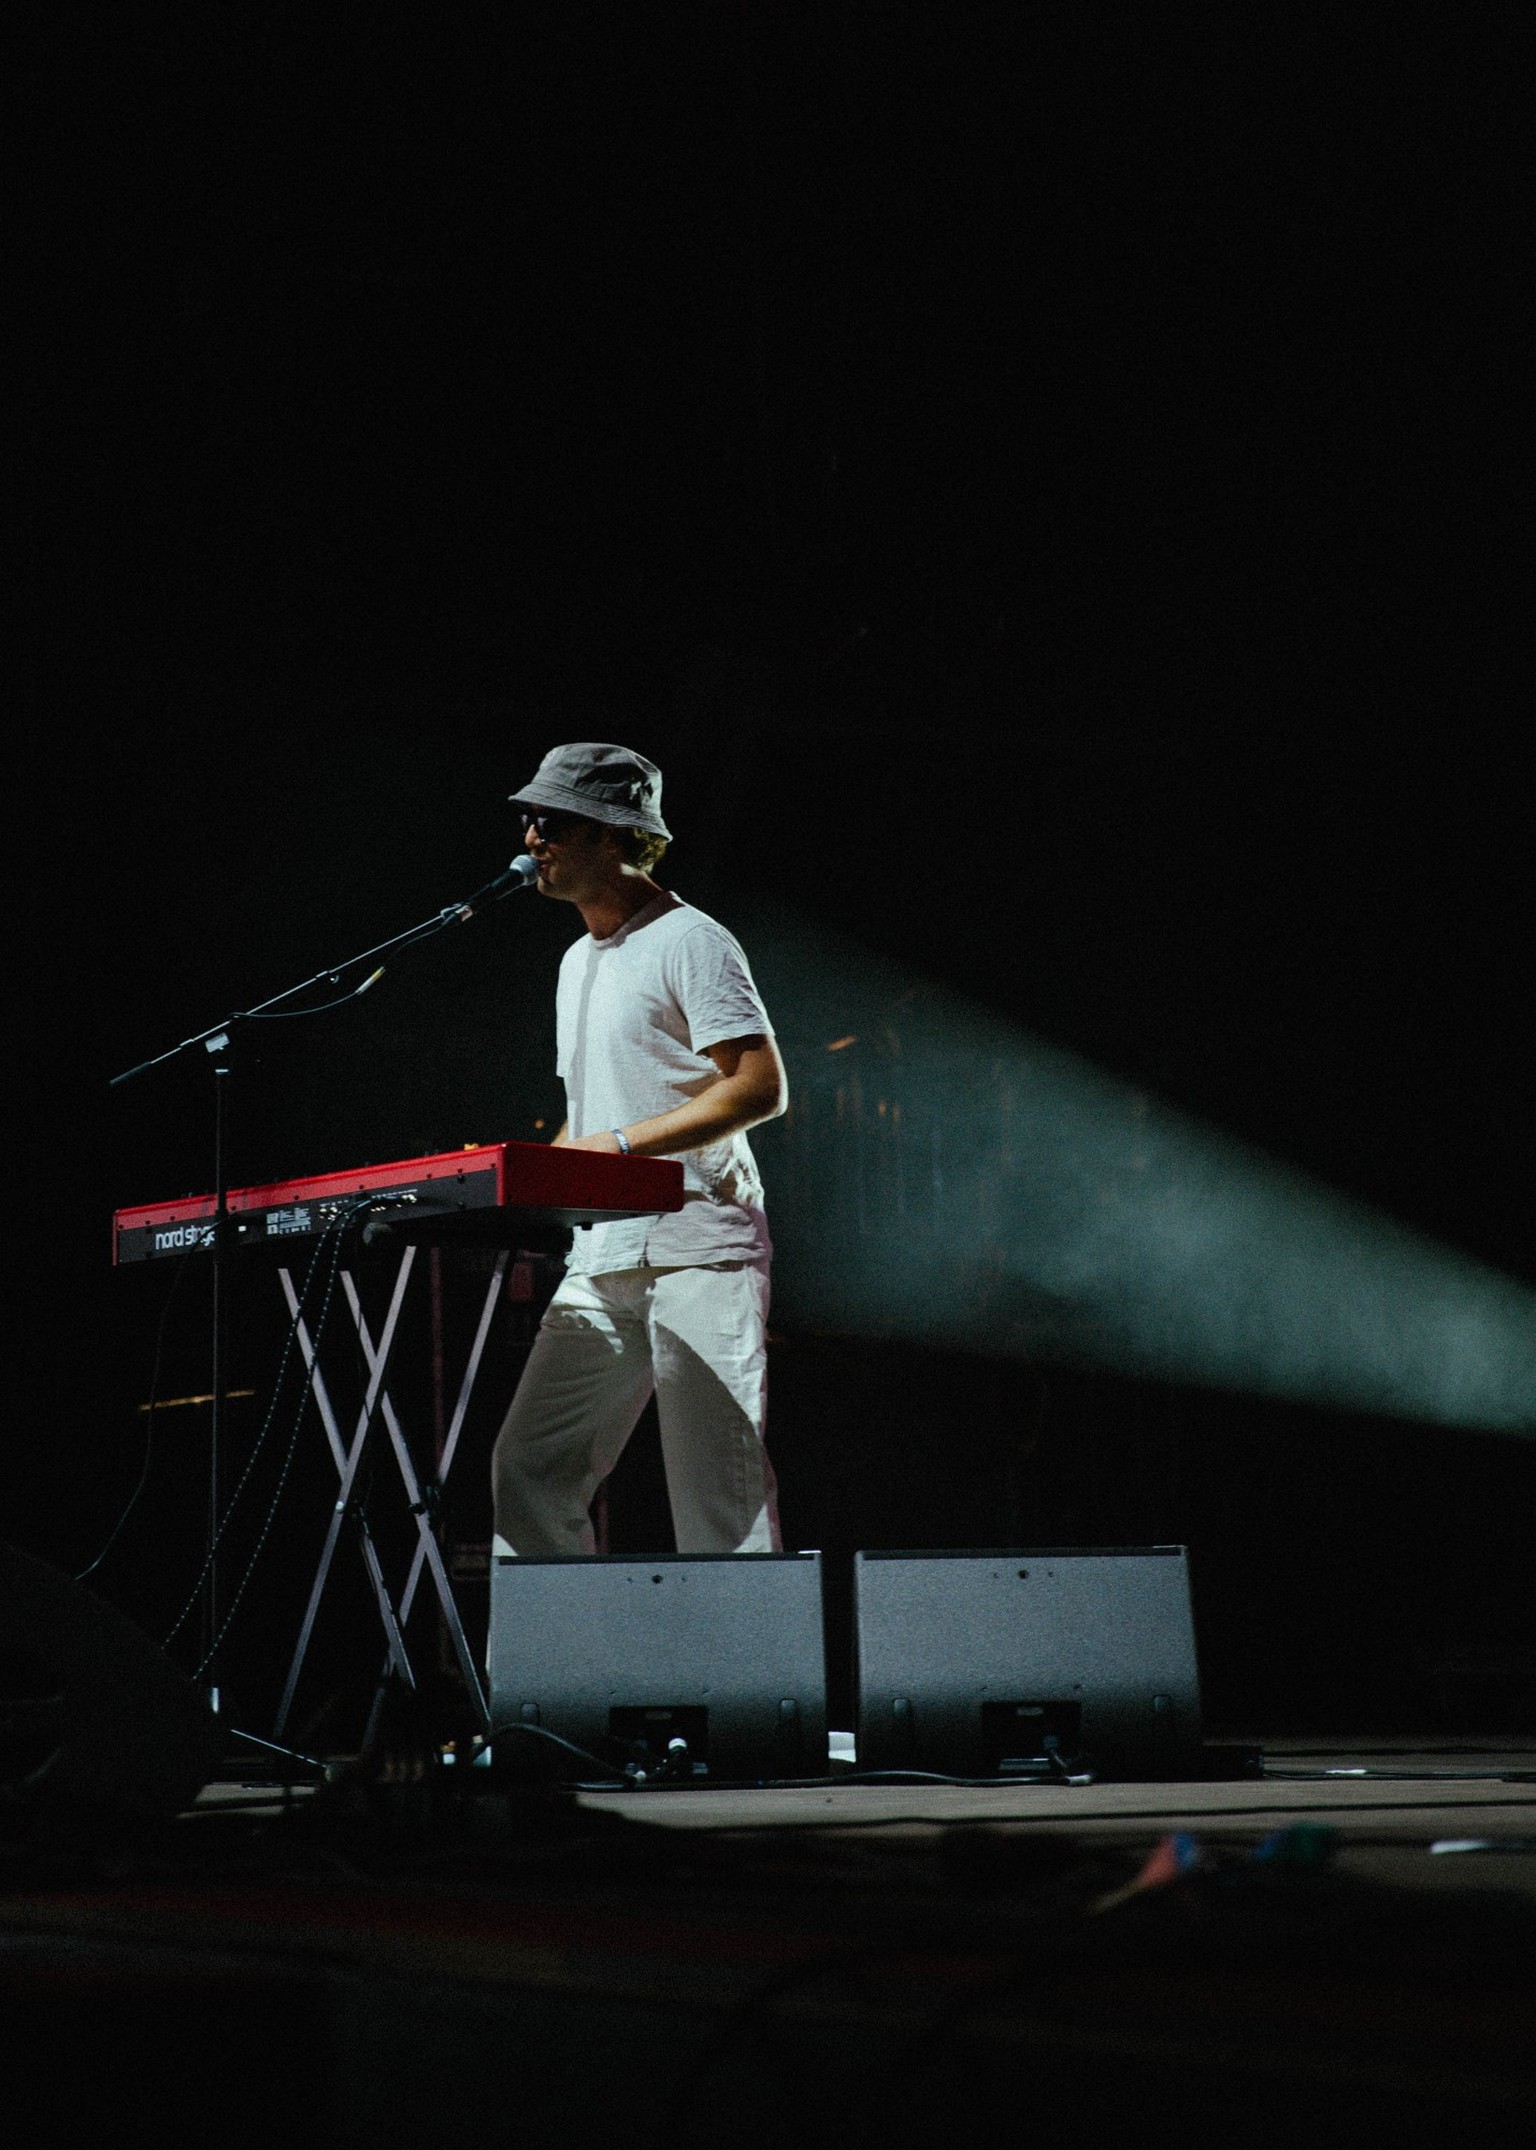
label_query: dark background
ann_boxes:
[18,7,1533,1743]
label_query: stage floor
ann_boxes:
[572,1735,1536,1863]
[4,1734,1534,2147]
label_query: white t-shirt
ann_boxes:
[554,891,775,1273]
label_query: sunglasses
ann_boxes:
[518,809,590,841]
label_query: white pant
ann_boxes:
[490,1262,780,1557]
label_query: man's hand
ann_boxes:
[562,1130,625,1154]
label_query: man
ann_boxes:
[490,741,787,1558]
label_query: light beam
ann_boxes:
[743,905,1535,1435]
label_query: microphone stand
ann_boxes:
[109,863,535,1753]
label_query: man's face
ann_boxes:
[518,809,613,901]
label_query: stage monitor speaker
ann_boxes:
[853,1545,1203,1780]
[1,1540,221,1839]
[489,1552,828,1784]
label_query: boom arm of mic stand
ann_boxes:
[109,888,503,1088]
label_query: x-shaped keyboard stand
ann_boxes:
[271,1244,508,1744]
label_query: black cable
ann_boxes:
[75,1245,193,1582]
[161,1218,337,1651]
[242,966,388,1021]
[188,1197,402,1677]
[848,1766,1089,1786]
[161,1197,382,1658]
[484,1719,630,1781]
[480,1730,1052,1795]
[481,1740,1099,1796]
[475,1740,1536,1799]
[583,1767,1098,1793]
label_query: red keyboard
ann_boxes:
[113,1140,685,1264]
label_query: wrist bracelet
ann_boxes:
[611,1128,631,1154]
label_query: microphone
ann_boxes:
[456,854,540,920]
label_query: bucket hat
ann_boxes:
[509,741,670,839]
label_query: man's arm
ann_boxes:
[562,1035,787,1158]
